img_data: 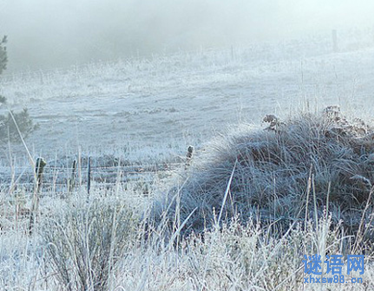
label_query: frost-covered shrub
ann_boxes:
[41,199,138,291]
[154,108,374,237]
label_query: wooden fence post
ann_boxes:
[87,157,91,200]
[28,157,46,235]
[68,160,77,194]
[185,146,194,170]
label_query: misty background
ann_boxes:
[1,0,373,73]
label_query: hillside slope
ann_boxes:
[0,30,373,161]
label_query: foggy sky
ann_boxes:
[1,0,373,72]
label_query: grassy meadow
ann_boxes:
[1,29,374,290]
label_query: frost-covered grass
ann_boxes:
[1,192,374,290]
[2,111,374,290]
[153,109,374,238]
[1,28,374,162]
[1,28,374,290]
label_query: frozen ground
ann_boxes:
[0,28,374,164]
[1,28,374,291]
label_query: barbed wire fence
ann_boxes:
[0,146,195,233]
[1,146,195,197]
[1,160,182,195]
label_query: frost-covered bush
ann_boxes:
[41,199,138,291]
[154,108,374,237]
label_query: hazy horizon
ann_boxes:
[1,0,373,72]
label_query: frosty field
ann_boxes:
[1,29,374,161]
[1,29,374,290]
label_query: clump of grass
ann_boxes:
[40,199,138,291]
[155,108,374,237]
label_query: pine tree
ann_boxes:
[0,35,7,75]
[0,36,38,143]
[0,35,7,106]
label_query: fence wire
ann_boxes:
[0,161,183,196]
